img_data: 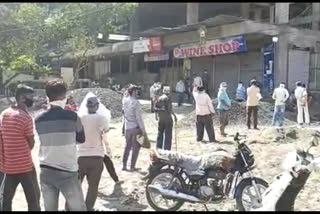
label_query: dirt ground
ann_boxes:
[10,100,320,211]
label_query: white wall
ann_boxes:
[61,67,74,86]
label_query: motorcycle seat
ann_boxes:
[153,149,235,172]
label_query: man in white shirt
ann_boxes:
[295,81,310,126]
[193,75,203,93]
[76,96,110,211]
[149,82,158,113]
[193,86,216,143]
[246,80,262,130]
[176,79,186,107]
[272,82,289,126]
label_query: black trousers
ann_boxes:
[151,99,154,113]
[156,121,173,150]
[247,106,258,129]
[78,156,104,211]
[0,168,41,211]
[103,155,119,182]
[196,114,215,142]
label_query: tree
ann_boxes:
[0,3,137,87]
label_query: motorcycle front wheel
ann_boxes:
[145,169,185,211]
[235,177,268,211]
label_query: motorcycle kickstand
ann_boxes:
[203,204,209,212]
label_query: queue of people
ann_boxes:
[0,76,313,211]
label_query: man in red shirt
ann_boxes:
[0,84,40,211]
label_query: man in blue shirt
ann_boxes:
[236,81,246,102]
[217,82,231,137]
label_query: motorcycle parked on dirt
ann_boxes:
[145,133,268,211]
[254,131,320,211]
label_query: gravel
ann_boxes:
[68,88,123,118]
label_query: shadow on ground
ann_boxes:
[97,183,148,211]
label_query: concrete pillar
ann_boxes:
[275,3,289,24]
[274,35,289,86]
[269,5,275,24]
[240,3,250,19]
[129,7,139,74]
[312,3,320,30]
[187,3,199,24]
[254,9,262,21]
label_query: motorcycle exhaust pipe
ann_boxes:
[148,185,201,203]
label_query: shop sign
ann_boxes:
[173,35,247,59]
[144,51,169,62]
[149,37,162,52]
[133,37,162,54]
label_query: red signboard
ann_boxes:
[148,37,162,52]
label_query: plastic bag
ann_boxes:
[137,132,151,149]
[77,92,111,123]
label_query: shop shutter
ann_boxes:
[288,49,310,91]
[191,56,214,93]
[214,54,240,98]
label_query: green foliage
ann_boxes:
[8,55,52,73]
[0,3,137,75]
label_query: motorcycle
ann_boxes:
[145,133,268,211]
[254,131,320,211]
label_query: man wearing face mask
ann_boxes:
[154,86,177,150]
[76,96,122,211]
[122,84,146,172]
[35,79,87,211]
[272,82,289,127]
[0,84,41,211]
[217,82,231,136]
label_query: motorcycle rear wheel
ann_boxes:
[146,169,185,211]
[235,177,268,211]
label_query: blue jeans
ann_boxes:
[272,105,285,126]
[177,92,184,106]
[39,167,87,211]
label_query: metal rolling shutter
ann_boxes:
[214,54,240,98]
[288,49,310,91]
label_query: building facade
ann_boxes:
[57,3,320,98]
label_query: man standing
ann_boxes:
[193,86,216,143]
[175,79,186,107]
[155,86,177,150]
[217,82,231,136]
[122,85,146,172]
[295,81,310,126]
[76,96,111,211]
[149,82,157,113]
[0,85,40,211]
[236,82,246,102]
[272,82,289,127]
[193,74,203,93]
[202,70,210,97]
[184,78,192,103]
[35,80,86,211]
[247,80,262,130]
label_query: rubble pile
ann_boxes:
[68,88,123,118]
[178,99,294,128]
